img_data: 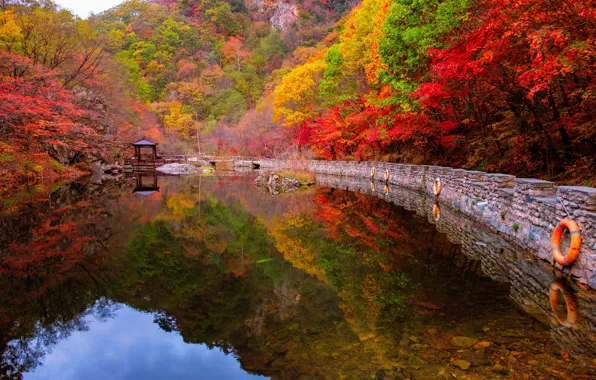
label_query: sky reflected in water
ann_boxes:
[24,305,263,380]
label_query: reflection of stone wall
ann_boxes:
[313,174,596,363]
[260,159,596,289]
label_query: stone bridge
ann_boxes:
[200,155,261,169]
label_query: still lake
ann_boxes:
[0,172,594,379]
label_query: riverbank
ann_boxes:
[258,159,596,289]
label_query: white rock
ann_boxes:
[156,163,199,175]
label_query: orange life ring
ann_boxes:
[384,169,390,182]
[371,167,376,178]
[551,219,582,266]
[370,181,375,191]
[432,203,441,221]
[549,280,577,328]
[433,178,442,196]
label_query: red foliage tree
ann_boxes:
[414,0,596,176]
[0,52,95,154]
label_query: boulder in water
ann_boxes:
[254,172,301,195]
[156,163,199,175]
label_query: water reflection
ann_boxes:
[318,174,596,366]
[133,174,160,196]
[23,304,261,380]
[549,279,577,328]
[0,174,594,379]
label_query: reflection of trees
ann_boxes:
[0,180,132,377]
[114,187,404,377]
[271,190,415,338]
[271,212,328,282]
[121,219,256,341]
[0,175,526,379]
[130,181,418,377]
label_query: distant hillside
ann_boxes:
[91,0,358,155]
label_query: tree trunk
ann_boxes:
[196,123,201,157]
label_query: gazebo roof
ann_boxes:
[132,138,158,146]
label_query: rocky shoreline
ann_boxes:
[254,171,313,195]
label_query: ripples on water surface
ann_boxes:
[0,173,594,379]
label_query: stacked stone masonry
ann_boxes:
[313,173,596,361]
[257,159,596,289]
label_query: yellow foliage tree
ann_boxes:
[338,0,391,72]
[272,59,326,127]
[159,101,195,139]
[0,10,22,52]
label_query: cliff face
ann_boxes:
[251,0,299,31]
[269,0,299,31]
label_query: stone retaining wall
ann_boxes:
[258,159,596,289]
[313,173,596,361]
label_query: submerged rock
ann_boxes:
[474,341,493,349]
[492,364,508,374]
[452,359,471,370]
[463,349,491,366]
[156,163,199,175]
[451,336,479,348]
[254,171,302,195]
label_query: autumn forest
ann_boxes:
[1,0,595,193]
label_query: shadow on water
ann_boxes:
[0,173,594,379]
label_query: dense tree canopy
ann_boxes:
[272,0,596,183]
[1,0,594,188]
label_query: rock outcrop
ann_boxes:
[269,0,298,31]
[44,142,86,165]
[251,0,299,31]
[254,171,301,194]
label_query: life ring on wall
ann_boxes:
[433,178,442,196]
[551,219,582,266]
[549,280,577,328]
[432,203,441,221]
[370,181,375,191]
[371,167,376,178]
[384,169,390,182]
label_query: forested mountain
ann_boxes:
[0,0,355,191]
[90,0,357,154]
[273,0,596,182]
[0,0,594,191]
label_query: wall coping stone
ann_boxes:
[515,178,555,186]
[558,186,596,196]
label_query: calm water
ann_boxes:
[0,173,594,379]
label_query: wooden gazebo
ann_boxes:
[131,138,158,164]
